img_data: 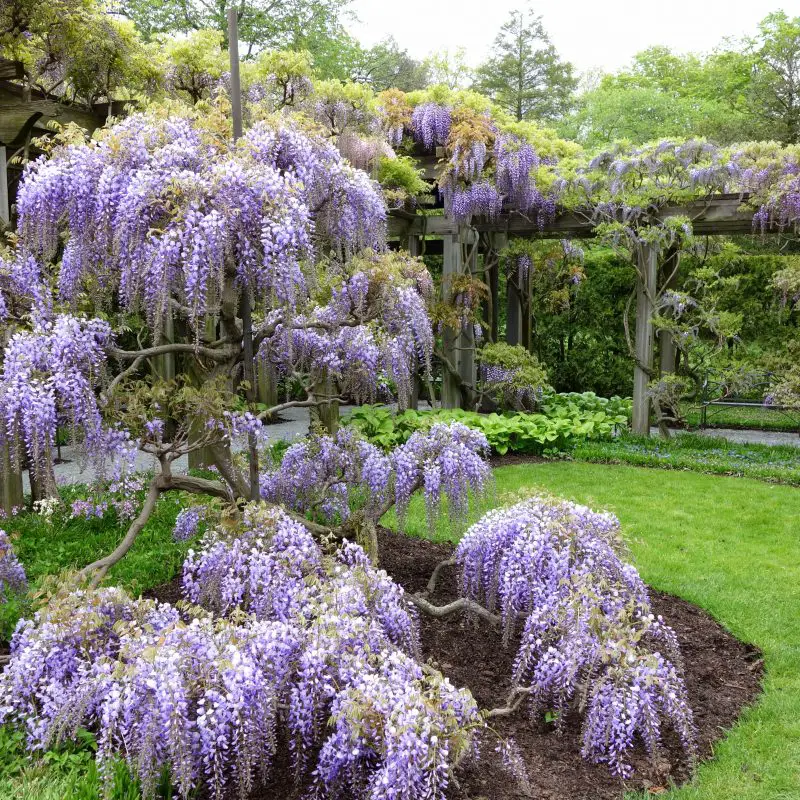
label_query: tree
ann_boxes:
[562,46,756,147]
[349,36,429,91]
[473,5,576,123]
[745,11,800,143]
[0,0,159,106]
[120,0,353,62]
[423,47,472,90]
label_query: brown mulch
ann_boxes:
[146,527,763,800]
[488,452,551,468]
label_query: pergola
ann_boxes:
[388,189,761,435]
[0,57,116,223]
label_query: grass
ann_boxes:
[680,401,800,433]
[389,462,800,800]
[572,431,800,486]
[0,480,193,641]
[2,460,800,799]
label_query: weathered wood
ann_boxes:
[441,233,462,409]
[1,441,23,514]
[632,244,658,435]
[659,249,680,377]
[388,195,759,240]
[457,229,478,399]
[506,282,523,347]
[0,83,101,145]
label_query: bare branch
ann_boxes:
[408,594,501,628]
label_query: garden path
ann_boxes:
[23,412,798,494]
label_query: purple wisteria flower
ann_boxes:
[0,530,26,602]
[456,495,696,775]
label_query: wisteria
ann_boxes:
[391,422,491,531]
[0,509,480,800]
[0,315,136,485]
[0,530,26,602]
[259,421,490,535]
[259,254,434,410]
[15,111,386,329]
[456,495,696,776]
[172,505,207,541]
[411,102,452,150]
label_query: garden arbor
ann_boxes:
[389,193,762,434]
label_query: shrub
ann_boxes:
[456,495,695,776]
[345,395,630,456]
[0,508,480,800]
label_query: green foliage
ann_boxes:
[344,394,630,456]
[479,342,550,411]
[376,155,431,203]
[348,36,429,92]
[574,431,800,486]
[160,29,228,103]
[473,6,576,123]
[121,0,352,72]
[0,480,197,641]
[1,0,159,107]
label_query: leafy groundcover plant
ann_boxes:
[345,396,630,456]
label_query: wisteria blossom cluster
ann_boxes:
[0,315,136,484]
[259,254,434,409]
[392,422,491,531]
[0,530,26,603]
[259,427,392,524]
[16,111,385,330]
[411,102,452,150]
[478,342,551,412]
[456,496,696,776]
[260,421,490,534]
[0,249,48,326]
[0,510,480,800]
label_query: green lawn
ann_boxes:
[390,462,800,800]
[2,462,800,799]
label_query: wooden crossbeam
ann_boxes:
[389,194,761,240]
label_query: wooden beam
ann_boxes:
[1,442,23,515]
[457,229,478,403]
[632,244,658,435]
[388,194,761,241]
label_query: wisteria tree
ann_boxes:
[0,101,438,576]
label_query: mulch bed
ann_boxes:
[146,527,763,800]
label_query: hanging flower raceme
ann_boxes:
[0,530,26,602]
[0,509,479,800]
[0,250,49,326]
[455,495,696,776]
[411,102,452,151]
[15,113,386,333]
[259,428,392,524]
[392,422,491,532]
[0,314,135,484]
[259,256,434,410]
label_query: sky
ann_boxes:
[347,0,789,76]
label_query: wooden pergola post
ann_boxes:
[659,248,680,377]
[441,232,462,408]
[457,228,479,402]
[506,280,523,346]
[0,145,9,224]
[632,244,658,435]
